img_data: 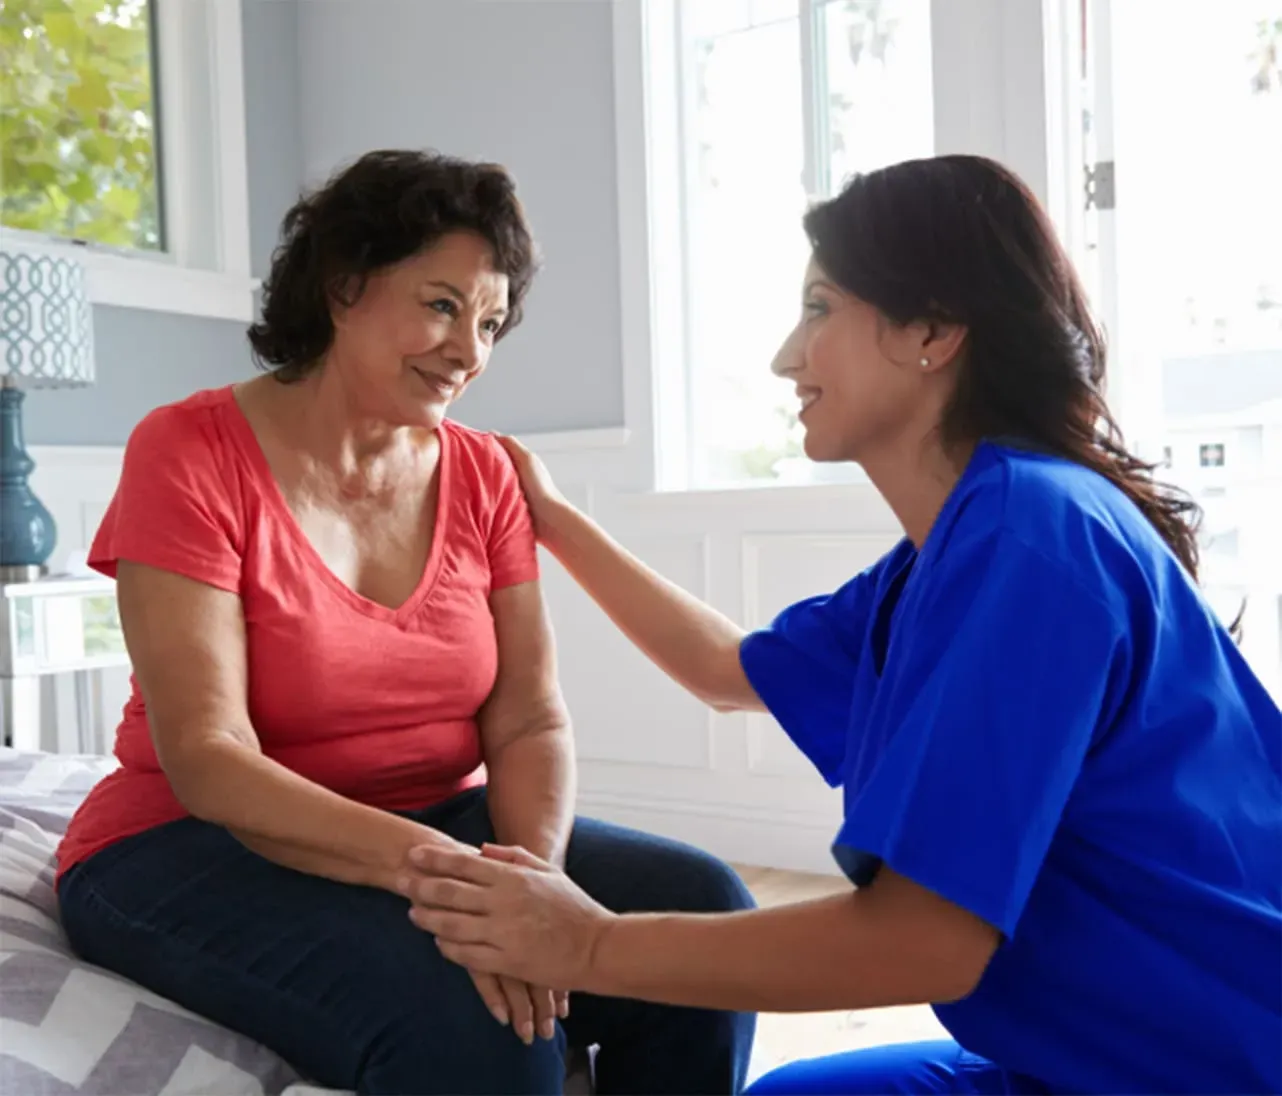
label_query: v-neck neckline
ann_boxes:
[222,385,452,623]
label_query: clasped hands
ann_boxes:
[397,841,615,1045]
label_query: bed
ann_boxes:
[0,748,590,1095]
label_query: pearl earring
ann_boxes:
[919,357,930,369]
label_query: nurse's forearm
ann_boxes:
[540,501,761,713]
[583,872,998,1012]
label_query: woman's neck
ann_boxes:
[860,432,975,550]
[245,371,431,494]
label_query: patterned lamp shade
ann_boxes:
[0,251,95,388]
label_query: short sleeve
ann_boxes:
[89,405,243,593]
[485,441,539,592]
[834,531,1128,936]
[739,550,899,785]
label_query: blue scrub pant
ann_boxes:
[59,786,757,1094]
[747,1040,1046,1094]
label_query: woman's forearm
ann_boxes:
[542,501,759,712]
[485,727,575,867]
[168,736,461,893]
[228,830,390,888]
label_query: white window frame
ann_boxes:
[0,0,255,323]
[613,0,1075,492]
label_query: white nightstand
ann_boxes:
[0,575,130,753]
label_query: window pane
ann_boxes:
[1100,0,1282,697]
[83,594,126,658]
[683,0,801,40]
[685,6,810,485]
[1,0,162,251]
[1155,4,1281,699]
[682,0,935,485]
[820,0,935,191]
[1143,9,1281,359]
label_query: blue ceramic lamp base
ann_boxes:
[0,384,57,582]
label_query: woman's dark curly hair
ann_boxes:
[248,149,539,382]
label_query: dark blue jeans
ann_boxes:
[59,788,756,1094]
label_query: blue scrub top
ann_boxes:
[741,441,1282,1094]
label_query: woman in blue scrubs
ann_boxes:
[401,155,1282,1094]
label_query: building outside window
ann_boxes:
[1199,443,1227,468]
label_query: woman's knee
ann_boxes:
[675,846,757,914]
[568,819,756,916]
[354,947,570,1094]
[361,1015,567,1095]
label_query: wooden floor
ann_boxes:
[730,865,947,1082]
[734,863,850,907]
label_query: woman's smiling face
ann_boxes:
[772,257,955,464]
[327,231,510,430]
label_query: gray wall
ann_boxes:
[27,0,624,444]
[297,0,624,435]
[24,0,304,445]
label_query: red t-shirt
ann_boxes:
[57,386,539,878]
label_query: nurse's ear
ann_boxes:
[914,320,968,374]
[878,313,967,373]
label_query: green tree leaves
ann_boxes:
[0,0,161,250]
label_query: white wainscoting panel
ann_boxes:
[556,482,900,872]
[742,533,902,778]
[27,438,902,873]
[545,534,715,771]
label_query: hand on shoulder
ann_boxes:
[494,435,573,543]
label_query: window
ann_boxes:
[618,0,1281,696]
[1069,0,1282,699]
[1199,443,1227,469]
[0,0,253,321]
[1,0,162,252]
[621,0,1055,491]
[667,0,935,487]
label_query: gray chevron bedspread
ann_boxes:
[0,748,316,1096]
[0,748,591,1096]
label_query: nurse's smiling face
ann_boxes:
[771,257,963,464]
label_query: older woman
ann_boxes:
[55,149,755,1096]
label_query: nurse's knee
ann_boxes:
[747,1040,973,1095]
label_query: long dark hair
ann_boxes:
[804,154,1204,584]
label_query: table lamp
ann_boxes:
[0,251,95,582]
